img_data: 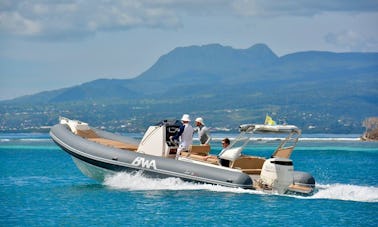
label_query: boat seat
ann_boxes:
[180,151,218,165]
[187,145,214,163]
[203,155,219,165]
[240,169,262,174]
[189,154,218,165]
[76,129,99,139]
[188,145,211,156]
[272,146,294,158]
[88,138,138,151]
[231,156,265,174]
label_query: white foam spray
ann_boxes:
[103,172,378,202]
[103,171,262,194]
[308,184,378,202]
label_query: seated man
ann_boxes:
[218,138,231,167]
[199,138,231,166]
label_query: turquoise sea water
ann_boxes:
[1,133,377,226]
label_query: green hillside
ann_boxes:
[1,44,377,133]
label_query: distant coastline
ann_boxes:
[1,44,376,136]
[361,132,378,141]
[0,131,367,143]
[361,118,378,141]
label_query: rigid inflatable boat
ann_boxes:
[50,117,315,195]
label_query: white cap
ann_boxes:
[195,117,204,125]
[181,114,191,122]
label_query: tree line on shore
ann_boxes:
[362,117,378,141]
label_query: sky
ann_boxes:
[0,0,378,101]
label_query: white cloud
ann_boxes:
[231,0,378,17]
[325,30,378,52]
[1,0,377,40]
[0,11,42,35]
[0,0,183,40]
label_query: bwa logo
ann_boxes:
[131,157,157,170]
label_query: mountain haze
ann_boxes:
[1,43,377,133]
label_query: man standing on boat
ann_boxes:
[195,117,211,145]
[170,114,194,159]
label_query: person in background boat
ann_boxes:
[170,114,194,159]
[219,138,231,167]
[195,117,211,145]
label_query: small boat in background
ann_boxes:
[50,117,315,195]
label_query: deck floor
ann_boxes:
[88,138,139,151]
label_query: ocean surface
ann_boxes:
[1,133,377,226]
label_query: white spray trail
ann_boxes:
[103,172,378,203]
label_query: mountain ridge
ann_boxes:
[5,43,377,103]
[1,43,377,133]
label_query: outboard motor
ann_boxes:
[260,157,294,193]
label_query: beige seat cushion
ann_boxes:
[189,145,210,156]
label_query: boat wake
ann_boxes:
[306,183,378,203]
[103,172,378,203]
